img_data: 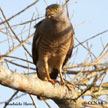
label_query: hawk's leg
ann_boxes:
[44,58,57,84]
[59,71,72,90]
[59,68,64,85]
[58,68,72,90]
[45,69,57,84]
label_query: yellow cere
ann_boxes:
[46,9,51,12]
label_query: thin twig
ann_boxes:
[4,59,35,70]
[29,95,38,108]
[75,37,96,58]
[1,55,32,64]
[65,0,69,17]
[0,7,32,57]
[0,34,33,63]
[98,69,107,91]
[0,16,44,31]
[75,29,108,48]
[64,62,108,69]
[65,67,108,74]
[0,0,39,25]
[4,91,19,108]
[44,100,52,108]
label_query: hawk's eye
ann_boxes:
[54,8,59,12]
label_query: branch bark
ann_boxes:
[0,65,85,108]
[1,65,108,108]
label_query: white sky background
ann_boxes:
[0,0,108,108]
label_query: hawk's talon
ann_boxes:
[60,81,72,91]
[48,78,57,84]
[65,84,73,91]
[60,81,65,85]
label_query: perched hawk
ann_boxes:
[32,4,74,89]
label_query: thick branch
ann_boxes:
[0,65,108,108]
[0,65,76,99]
[0,65,84,108]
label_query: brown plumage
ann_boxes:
[32,4,74,89]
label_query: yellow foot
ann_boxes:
[48,78,57,84]
[65,84,73,91]
[60,81,73,90]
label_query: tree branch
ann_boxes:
[0,0,39,25]
[0,65,78,99]
[0,65,84,108]
[0,65,108,108]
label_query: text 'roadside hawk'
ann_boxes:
[32,4,75,89]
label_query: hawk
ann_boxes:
[32,4,74,89]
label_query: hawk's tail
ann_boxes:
[50,68,58,79]
[36,67,58,80]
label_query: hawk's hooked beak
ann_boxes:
[46,9,54,18]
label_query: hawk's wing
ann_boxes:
[32,20,44,65]
[63,31,75,66]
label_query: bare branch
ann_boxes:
[0,34,33,63]
[0,7,32,57]
[0,0,39,25]
[4,91,18,108]
[75,29,108,48]
[0,65,78,100]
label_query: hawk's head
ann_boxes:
[45,4,66,21]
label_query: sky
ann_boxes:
[0,0,108,108]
